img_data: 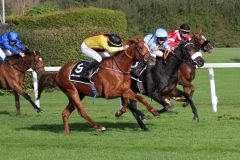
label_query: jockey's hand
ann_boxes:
[19,52,25,57]
[124,44,129,49]
[153,46,160,51]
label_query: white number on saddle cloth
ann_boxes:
[75,63,84,73]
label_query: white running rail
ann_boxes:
[29,63,240,112]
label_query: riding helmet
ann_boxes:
[108,34,122,47]
[155,28,168,41]
[179,24,191,33]
[8,31,19,42]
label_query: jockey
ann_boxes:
[132,28,170,77]
[80,34,129,79]
[166,24,191,51]
[144,28,170,58]
[0,31,27,61]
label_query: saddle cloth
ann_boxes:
[69,61,99,98]
[69,61,91,83]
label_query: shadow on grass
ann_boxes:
[17,121,154,133]
[231,58,240,62]
[0,111,11,115]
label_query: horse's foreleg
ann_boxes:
[128,90,160,117]
[150,92,169,114]
[181,91,199,122]
[170,88,199,122]
[14,91,21,115]
[13,86,42,113]
[115,96,128,117]
[127,99,148,131]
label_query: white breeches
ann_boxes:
[81,42,110,63]
[0,48,13,60]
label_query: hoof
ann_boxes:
[155,115,160,118]
[64,131,70,135]
[182,103,189,107]
[37,108,43,113]
[142,127,149,131]
[141,115,149,121]
[115,111,123,117]
[96,126,107,132]
[193,117,199,123]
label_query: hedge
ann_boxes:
[6,7,127,32]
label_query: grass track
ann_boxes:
[0,48,240,160]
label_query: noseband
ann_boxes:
[172,42,200,65]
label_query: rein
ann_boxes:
[112,48,132,75]
[112,41,150,74]
[172,42,196,64]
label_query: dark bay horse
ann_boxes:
[164,31,213,108]
[37,39,160,134]
[128,41,204,130]
[0,51,45,115]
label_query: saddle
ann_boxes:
[69,61,99,83]
[69,61,99,98]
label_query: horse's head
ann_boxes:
[177,42,205,67]
[23,51,45,74]
[128,38,153,63]
[192,30,214,53]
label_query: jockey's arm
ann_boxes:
[2,39,20,55]
[15,41,28,53]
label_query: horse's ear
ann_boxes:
[199,28,203,34]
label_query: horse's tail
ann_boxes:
[37,72,57,100]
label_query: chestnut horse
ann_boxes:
[165,31,213,108]
[37,39,160,134]
[0,51,45,115]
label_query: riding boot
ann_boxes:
[133,61,147,77]
[82,60,100,79]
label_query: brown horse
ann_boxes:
[0,51,45,115]
[38,39,160,134]
[165,31,213,108]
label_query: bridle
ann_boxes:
[172,42,201,66]
[113,41,152,74]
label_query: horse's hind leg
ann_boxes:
[14,91,21,115]
[62,100,76,135]
[63,88,106,131]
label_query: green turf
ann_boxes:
[0,48,240,160]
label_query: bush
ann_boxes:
[7,7,127,32]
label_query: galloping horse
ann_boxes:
[128,41,204,130]
[37,39,160,134]
[165,31,213,108]
[0,51,45,115]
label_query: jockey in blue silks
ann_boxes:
[132,28,171,77]
[0,31,27,61]
[143,28,171,58]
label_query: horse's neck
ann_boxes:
[8,57,29,73]
[157,54,180,77]
[192,37,201,50]
[110,50,133,73]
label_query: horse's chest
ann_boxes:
[100,74,131,98]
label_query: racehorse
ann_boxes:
[0,51,45,115]
[37,39,160,134]
[128,41,205,130]
[164,31,213,108]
